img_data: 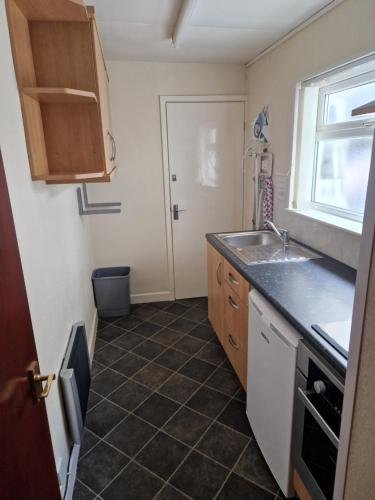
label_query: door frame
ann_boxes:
[160,95,247,300]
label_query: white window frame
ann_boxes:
[290,56,375,232]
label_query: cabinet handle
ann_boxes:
[107,131,114,161]
[228,272,239,286]
[228,295,239,310]
[228,334,240,350]
[216,262,222,286]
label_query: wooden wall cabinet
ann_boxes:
[6,0,116,184]
[207,242,249,389]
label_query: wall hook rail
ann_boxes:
[77,184,122,215]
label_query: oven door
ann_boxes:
[294,370,339,500]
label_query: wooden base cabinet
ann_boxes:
[207,242,249,389]
[208,243,224,344]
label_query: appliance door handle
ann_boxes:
[297,387,339,448]
[228,295,239,310]
[228,272,239,286]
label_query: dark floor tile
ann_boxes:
[149,310,176,327]
[165,302,189,316]
[132,304,160,320]
[234,439,279,494]
[73,480,95,500]
[105,414,157,457]
[97,324,124,343]
[90,368,126,397]
[195,298,208,311]
[163,406,211,446]
[87,390,103,411]
[133,321,161,338]
[196,343,226,366]
[217,473,274,500]
[186,386,230,419]
[93,344,125,366]
[220,357,235,373]
[158,373,200,403]
[134,393,180,427]
[156,484,189,500]
[97,319,110,331]
[205,367,241,397]
[91,360,105,378]
[133,362,173,390]
[94,338,107,352]
[197,422,248,468]
[102,462,163,500]
[177,298,203,307]
[151,327,185,347]
[182,307,208,323]
[154,348,190,371]
[79,428,100,458]
[170,451,227,500]
[217,399,252,436]
[179,357,216,383]
[78,441,129,493]
[86,400,127,438]
[137,432,190,480]
[152,301,173,310]
[133,339,166,360]
[168,317,196,334]
[114,315,142,331]
[173,335,206,356]
[189,324,215,342]
[108,379,152,411]
[234,386,247,403]
[110,352,148,377]
[113,330,145,350]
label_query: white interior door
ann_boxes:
[166,100,245,299]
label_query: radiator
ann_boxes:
[60,322,91,445]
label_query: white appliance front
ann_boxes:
[247,290,302,497]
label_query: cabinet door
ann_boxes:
[223,282,248,389]
[207,243,224,343]
[90,15,115,174]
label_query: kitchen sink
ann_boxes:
[217,231,321,265]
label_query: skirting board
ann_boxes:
[131,291,174,304]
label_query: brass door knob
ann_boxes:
[27,361,55,404]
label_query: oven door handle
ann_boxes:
[298,387,339,448]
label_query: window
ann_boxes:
[291,56,375,231]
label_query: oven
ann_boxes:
[293,341,344,500]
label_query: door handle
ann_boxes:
[27,361,55,405]
[173,204,186,220]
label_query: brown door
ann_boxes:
[0,151,60,500]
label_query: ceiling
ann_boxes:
[89,0,335,64]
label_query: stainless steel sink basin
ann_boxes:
[217,231,321,265]
[219,231,280,248]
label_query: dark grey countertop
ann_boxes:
[207,233,356,375]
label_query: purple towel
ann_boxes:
[260,175,273,228]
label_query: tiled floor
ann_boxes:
[74,298,286,500]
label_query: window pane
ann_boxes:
[314,136,372,214]
[325,80,375,124]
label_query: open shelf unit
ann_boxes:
[6,0,115,183]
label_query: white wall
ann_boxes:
[0,1,97,492]
[245,0,375,269]
[88,61,246,301]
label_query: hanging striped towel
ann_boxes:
[260,175,273,228]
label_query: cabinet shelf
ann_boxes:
[14,0,88,22]
[23,87,98,104]
[45,166,116,184]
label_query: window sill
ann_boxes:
[286,208,362,235]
